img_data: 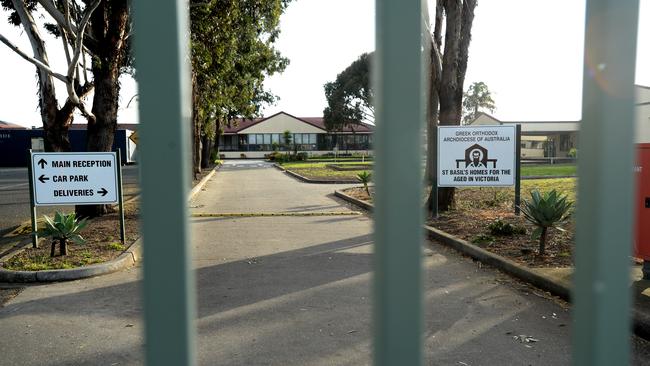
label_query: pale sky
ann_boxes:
[0,1,648,128]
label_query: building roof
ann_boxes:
[0,120,26,129]
[68,123,138,131]
[224,111,374,134]
[467,111,579,134]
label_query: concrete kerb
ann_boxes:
[274,164,359,184]
[0,165,219,283]
[334,190,373,211]
[0,239,142,283]
[333,188,650,340]
[188,164,220,201]
[334,188,570,297]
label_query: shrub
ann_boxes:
[357,171,372,195]
[210,149,220,163]
[39,211,88,257]
[296,152,308,161]
[267,151,281,161]
[472,234,495,246]
[484,189,509,207]
[568,148,578,158]
[519,189,573,255]
[488,219,514,236]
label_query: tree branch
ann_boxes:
[0,33,68,83]
[65,0,100,121]
[35,0,97,44]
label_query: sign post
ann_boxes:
[26,150,38,248]
[117,149,126,243]
[28,151,124,243]
[514,125,522,215]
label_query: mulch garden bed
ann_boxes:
[1,165,217,272]
[342,186,574,269]
[2,201,140,271]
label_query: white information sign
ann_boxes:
[438,125,516,187]
[31,152,119,206]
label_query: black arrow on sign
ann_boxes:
[98,188,108,196]
[38,175,49,184]
[37,159,47,169]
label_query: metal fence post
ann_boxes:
[132,0,196,365]
[572,0,639,365]
[374,0,424,365]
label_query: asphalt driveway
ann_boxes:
[1,160,650,365]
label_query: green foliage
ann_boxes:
[568,148,578,158]
[323,53,374,132]
[296,152,308,161]
[191,0,291,141]
[519,190,573,255]
[472,234,495,246]
[39,212,88,245]
[210,148,220,163]
[487,219,527,236]
[357,171,372,195]
[107,242,126,251]
[487,219,514,236]
[462,81,496,125]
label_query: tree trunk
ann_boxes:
[539,227,548,256]
[191,71,202,179]
[201,134,211,169]
[436,0,477,211]
[59,238,67,256]
[50,239,57,257]
[76,0,129,219]
[425,1,444,215]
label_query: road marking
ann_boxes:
[191,211,362,217]
[0,182,28,190]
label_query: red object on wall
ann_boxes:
[635,144,650,260]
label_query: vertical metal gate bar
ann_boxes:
[374,0,424,365]
[573,0,639,365]
[132,0,196,365]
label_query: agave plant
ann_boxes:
[357,171,372,196]
[519,190,573,255]
[39,212,88,257]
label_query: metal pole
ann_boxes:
[432,126,439,219]
[374,0,424,365]
[572,0,639,365]
[133,0,196,364]
[26,149,38,248]
[514,124,521,215]
[116,149,125,244]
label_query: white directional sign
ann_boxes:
[31,152,119,206]
[438,125,516,187]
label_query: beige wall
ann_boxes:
[220,150,372,159]
[469,114,500,126]
[636,86,650,143]
[242,113,325,134]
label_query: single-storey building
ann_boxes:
[0,125,137,167]
[218,111,374,158]
[468,84,650,158]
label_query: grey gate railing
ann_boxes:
[131,0,640,365]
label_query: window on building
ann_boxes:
[248,134,256,144]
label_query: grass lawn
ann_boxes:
[521,163,576,177]
[279,161,372,181]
